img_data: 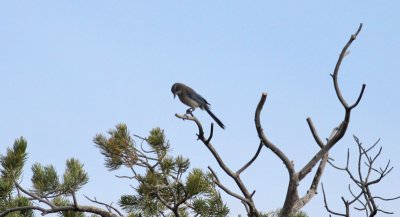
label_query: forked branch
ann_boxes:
[254,23,366,217]
[255,93,294,175]
[299,23,365,180]
[175,113,261,217]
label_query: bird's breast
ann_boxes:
[178,94,199,108]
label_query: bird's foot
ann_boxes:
[185,109,194,116]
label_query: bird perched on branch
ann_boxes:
[171,83,225,129]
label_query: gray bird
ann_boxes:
[171,83,225,129]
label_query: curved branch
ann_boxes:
[332,23,364,109]
[175,114,236,179]
[84,195,123,216]
[306,118,325,148]
[206,123,214,144]
[299,23,365,181]
[321,183,347,217]
[373,195,400,201]
[208,167,248,203]
[175,114,205,139]
[15,182,56,209]
[349,84,366,109]
[254,92,294,175]
[236,141,263,175]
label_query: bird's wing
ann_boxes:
[187,91,210,106]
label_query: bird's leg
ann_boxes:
[186,108,195,116]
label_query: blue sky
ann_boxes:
[1,1,399,216]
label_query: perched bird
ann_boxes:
[171,83,225,129]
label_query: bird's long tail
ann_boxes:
[205,108,225,129]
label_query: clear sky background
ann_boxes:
[1,1,399,216]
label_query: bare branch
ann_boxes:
[84,195,123,216]
[377,209,394,215]
[349,84,366,109]
[326,136,399,216]
[332,23,364,109]
[115,174,135,179]
[208,167,248,203]
[294,152,328,212]
[206,123,214,144]
[72,192,78,208]
[321,183,347,217]
[236,141,263,175]
[299,23,365,181]
[306,118,325,148]
[176,113,261,216]
[348,185,364,205]
[365,138,381,153]
[175,114,205,139]
[373,195,400,201]
[14,182,56,209]
[254,92,294,175]
[133,134,155,154]
[242,201,250,215]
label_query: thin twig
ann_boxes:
[321,183,346,216]
[237,141,263,175]
[208,167,248,202]
[84,195,123,216]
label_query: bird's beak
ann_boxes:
[173,93,176,99]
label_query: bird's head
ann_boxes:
[171,83,182,98]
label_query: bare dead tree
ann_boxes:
[255,23,365,217]
[176,23,365,217]
[322,135,400,217]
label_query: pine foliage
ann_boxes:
[94,124,229,217]
[0,137,90,217]
[0,137,33,217]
